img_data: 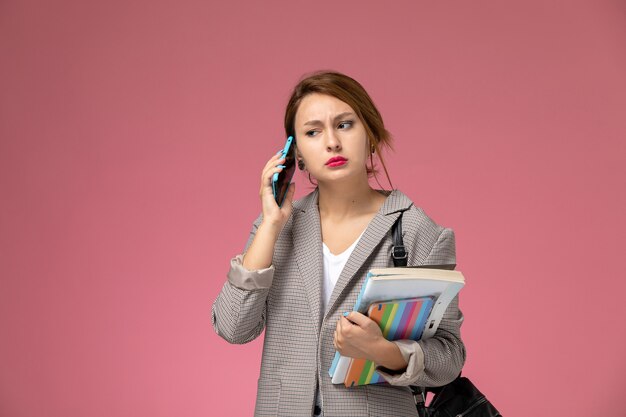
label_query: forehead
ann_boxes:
[295,93,355,125]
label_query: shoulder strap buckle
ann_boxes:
[391,245,407,260]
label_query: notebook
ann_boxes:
[343,297,434,387]
[329,266,465,386]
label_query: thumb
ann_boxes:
[343,311,368,327]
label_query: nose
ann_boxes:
[325,128,342,152]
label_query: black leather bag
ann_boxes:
[411,378,501,417]
[390,215,501,417]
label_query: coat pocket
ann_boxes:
[254,378,281,417]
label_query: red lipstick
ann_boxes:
[325,156,348,167]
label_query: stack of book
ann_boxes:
[329,266,465,387]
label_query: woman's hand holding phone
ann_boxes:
[242,150,296,271]
[259,150,296,229]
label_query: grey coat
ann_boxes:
[212,189,465,416]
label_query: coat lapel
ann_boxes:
[324,190,413,320]
[292,189,324,332]
[291,189,414,329]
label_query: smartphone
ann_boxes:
[272,136,296,207]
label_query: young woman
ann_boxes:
[212,71,465,417]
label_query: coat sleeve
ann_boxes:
[211,214,274,344]
[376,227,466,387]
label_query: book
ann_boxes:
[329,266,465,387]
[343,297,434,387]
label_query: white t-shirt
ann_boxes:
[321,229,365,315]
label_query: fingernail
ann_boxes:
[277,165,286,169]
[277,150,283,155]
[343,312,350,317]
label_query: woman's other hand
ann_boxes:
[334,312,408,371]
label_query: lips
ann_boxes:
[325,156,348,165]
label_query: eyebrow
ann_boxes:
[303,112,355,127]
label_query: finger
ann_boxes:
[337,318,349,338]
[271,154,286,164]
[263,165,285,178]
[262,160,286,179]
[262,154,286,172]
[344,311,368,327]
[271,149,286,161]
[335,330,342,347]
[340,317,354,336]
[261,165,285,186]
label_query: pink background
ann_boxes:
[1,1,625,416]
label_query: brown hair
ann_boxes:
[284,70,394,190]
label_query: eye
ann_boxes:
[338,121,353,129]
[305,130,319,137]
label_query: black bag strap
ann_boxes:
[391,214,427,416]
[391,214,408,267]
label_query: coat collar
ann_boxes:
[293,187,413,215]
[291,188,413,332]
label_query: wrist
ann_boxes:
[369,338,391,365]
[372,340,407,371]
[258,220,282,238]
